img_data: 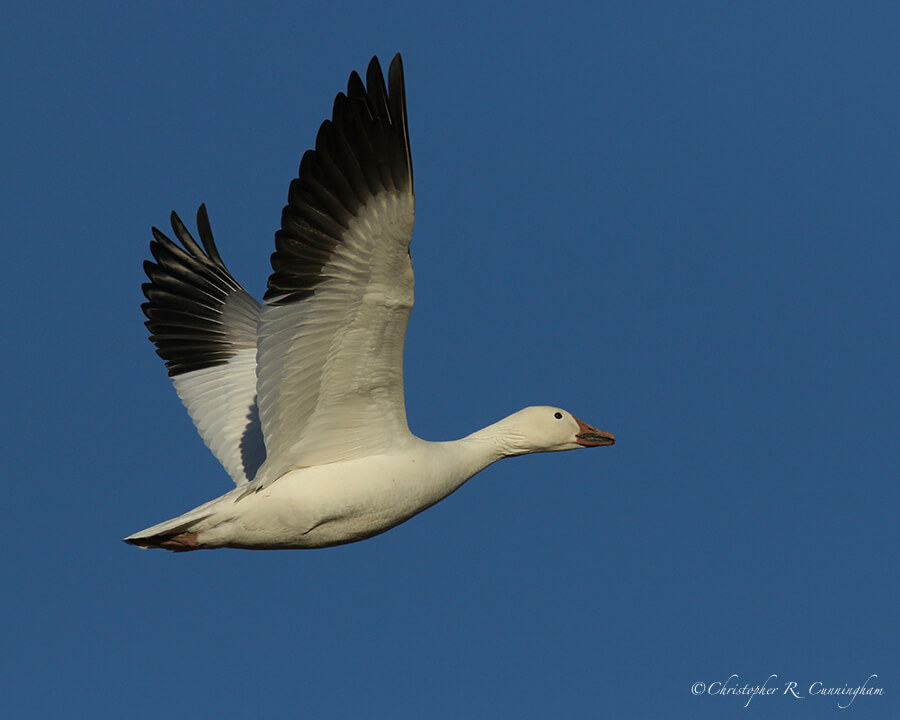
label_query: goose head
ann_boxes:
[493,406,615,456]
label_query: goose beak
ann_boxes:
[574,416,615,447]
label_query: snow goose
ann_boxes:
[125,54,614,552]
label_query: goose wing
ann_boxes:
[253,54,415,486]
[142,206,265,486]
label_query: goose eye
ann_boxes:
[554,412,563,419]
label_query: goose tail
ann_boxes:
[123,496,223,552]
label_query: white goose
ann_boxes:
[125,54,614,552]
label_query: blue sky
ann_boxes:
[1,2,896,718]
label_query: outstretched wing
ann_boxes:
[254,54,415,486]
[142,206,265,486]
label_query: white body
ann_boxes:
[138,436,497,549]
[126,408,613,550]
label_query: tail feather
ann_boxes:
[124,495,223,551]
[124,530,200,552]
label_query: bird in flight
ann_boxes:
[125,54,614,552]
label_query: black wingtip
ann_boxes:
[142,206,259,377]
[169,210,204,259]
[386,54,411,190]
[195,203,224,266]
[264,53,414,307]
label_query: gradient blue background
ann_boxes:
[2,2,896,718]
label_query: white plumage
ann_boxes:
[125,55,614,552]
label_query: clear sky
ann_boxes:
[1,2,896,718]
